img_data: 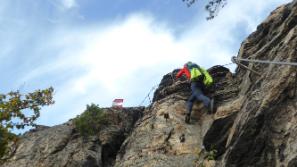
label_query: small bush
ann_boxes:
[194,146,217,166]
[206,148,217,161]
[74,104,108,136]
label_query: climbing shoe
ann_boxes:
[185,113,190,124]
[208,98,214,114]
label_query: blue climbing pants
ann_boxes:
[186,82,210,115]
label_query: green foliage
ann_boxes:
[205,146,217,160]
[194,146,217,166]
[182,0,227,20]
[74,104,108,136]
[0,87,54,160]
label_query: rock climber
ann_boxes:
[176,61,214,123]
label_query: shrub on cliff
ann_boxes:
[74,104,109,136]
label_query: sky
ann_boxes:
[0,0,292,126]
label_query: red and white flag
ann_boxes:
[112,99,124,109]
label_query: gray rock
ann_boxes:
[208,1,297,166]
[2,1,297,166]
[116,1,297,166]
[0,107,144,167]
[115,66,234,167]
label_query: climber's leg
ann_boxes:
[191,82,210,108]
[186,94,196,115]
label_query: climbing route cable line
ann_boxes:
[220,56,297,75]
[221,62,235,67]
[232,57,297,66]
[138,56,297,107]
[229,56,297,97]
[222,56,297,67]
[138,85,158,106]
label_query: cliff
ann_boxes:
[0,107,144,167]
[1,0,297,166]
[115,0,297,166]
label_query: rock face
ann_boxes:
[115,0,297,166]
[2,1,297,167]
[0,107,144,167]
[215,1,297,166]
[114,66,235,167]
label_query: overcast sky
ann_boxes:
[0,0,291,126]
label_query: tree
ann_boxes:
[0,87,54,160]
[182,0,227,20]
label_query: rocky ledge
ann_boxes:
[2,0,297,167]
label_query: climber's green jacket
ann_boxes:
[176,62,213,87]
